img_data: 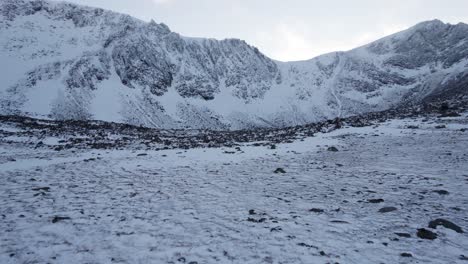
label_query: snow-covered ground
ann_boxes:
[1,116,467,263]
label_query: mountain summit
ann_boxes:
[1,0,467,129]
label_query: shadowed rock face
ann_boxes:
[0,1,467,129]
[66,51,112,90]
[112,37,175,96]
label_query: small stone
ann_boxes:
[270,227,282,232]
[309,208,325,213]
[32,187,50,192]
[327,146,339,152]
[54,146,64,151]
[274,168,286,174]
[417,228,437,240]
[394,232,411,238]
[378,206,397,213]
[368,198,384,203]
[52,216,71,223]
[428,219,464,233]
[247,217,266,223]
[330,220,349,224]
[401,253,413,258]
[433,190,449,195]
[297,243,317,249]
[439,112,460,117]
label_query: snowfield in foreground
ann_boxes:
[1,115,468,263]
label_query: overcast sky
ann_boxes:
[57,0,468,61]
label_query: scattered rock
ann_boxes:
[428,219,464,233]
[401,253,413,257]
[309,208,325,213]
[439,112,460,117]
[395,232,411,238]
[32,187,50,192]
[327,146,339,152]
[247,217,266,223]
[297,243,318,249]
[270,227,282,232]
[51,216,71,223]
[368,198,384,203]
[274,168,286,174]
[439,102,450,111]
[248,209,256,215]
[378,206,397,213]
[54,146,64,151]
[137,153,148,156]
[417,228,437,240]
[435,125,446,129]
[330,220,349,224]
[433,190,449,195]
[116,231,135,236]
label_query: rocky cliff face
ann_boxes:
[1,0,467,129]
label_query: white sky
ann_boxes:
[56,0,468,61]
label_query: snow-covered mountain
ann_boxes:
[1,0,467,129]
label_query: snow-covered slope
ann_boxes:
[1,0,467,129]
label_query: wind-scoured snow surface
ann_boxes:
[1,0,468,129]
[1,113,468,263]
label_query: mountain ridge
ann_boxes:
[1,0,467,129]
